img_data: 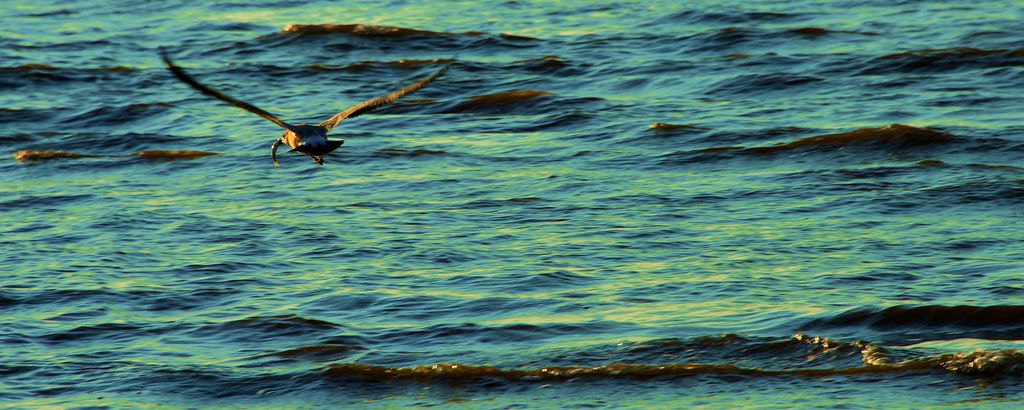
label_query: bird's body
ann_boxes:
[160,50,449,167]
[271,124,341,166]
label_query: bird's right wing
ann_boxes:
[160,49,296,131]
[317,62,450,132]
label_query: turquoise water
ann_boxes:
[4,0,1024,408]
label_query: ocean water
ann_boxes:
[4,0,1024,408]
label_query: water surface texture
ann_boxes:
[4,0,1024,408]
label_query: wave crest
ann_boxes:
[324,349,1024,382]
[861,47,1024,74]
[444,90,555,114]
[281,23,452,38]
[14,149,218,163]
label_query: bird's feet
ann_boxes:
[312,156,324,165]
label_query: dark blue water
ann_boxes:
[4,1,1024,408]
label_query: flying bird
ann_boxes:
[160,50,449,167]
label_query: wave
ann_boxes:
[788,27,877,37]
[967,163,1024,171]
[661,124,952,165]
[0,64,134,89]
[442,90,555,114]
[499,33,538,41]
[323,349,1024,382]
[317,333,1024,384]
[266,24,538,52]
[0,108,54,125]
[189,314,342,343]
[311,58,452,73]
[685,27,757,52]
[0,288,144,309]
[916,160,1024,171]
[280,24,456,38]
[920,175,1024,205]
[372,148,448,158]
[453,196,550,210]
[6,39,115,53]
[60,102,172,128]
[135,150,219,160]
[0,64,133,72]
[257,343,366,361]
[800,305,1024,343]
[1,63,59,71]
[0,193,95,211]
[808,305,1024,328]
[18,8,75,17]
[9,131,194,154]
[736,124,951,155]
[649,122,709,132]
[750,124,952,153]
[860,47,1024,74]
[218,314,339,331]
[918,159,947,167]
[660,10,805,25]
[676,26,874,54]
[570,24,877,56]
[279,23,537,41]
[707,72,824,96]
[14,149,218,163]
[468,111,592,134]
[38,322,149,344]
[369,321,629,347]
[512,55,572,73]
[12,150,98,162]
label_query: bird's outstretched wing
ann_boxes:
[160,49,296,131]
[317,62,450,132]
